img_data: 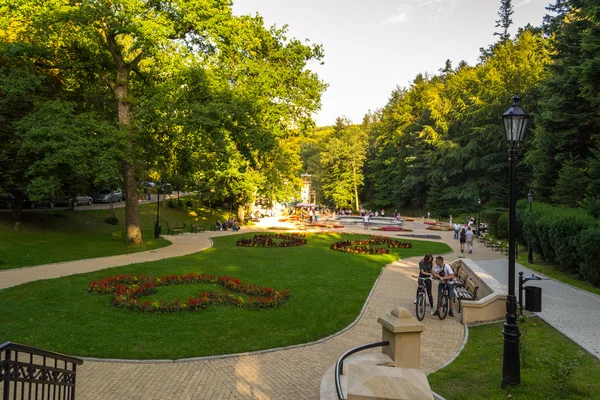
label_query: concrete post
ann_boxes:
[377,307,424,369]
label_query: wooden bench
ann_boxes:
[454,278,479,313]
[190,223,205,233]
[500,244,509,255]
[491,240,503,251]
[453,264,467,288]
[478,233,487,243]
[167,223,184,235]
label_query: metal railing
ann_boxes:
[334,340,389,400]
[1,342,83,400]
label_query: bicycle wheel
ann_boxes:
[415,292,426,321]
[438,294,449,320]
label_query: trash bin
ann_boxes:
[524,286,542,312]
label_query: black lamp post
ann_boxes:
[477,197,482,236]
[501,94,531,388]
[154,184,161,239]
[527,190,534,264]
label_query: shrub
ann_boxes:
[53,210,67,219]
[185,200,193,207]
[481,208,505,236]
[112,231,123,241]
[105,216,118,225]
[167,199,176,208]
[574,228,600,286]
[496,213,509,239]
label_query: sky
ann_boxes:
[232,0,551,127]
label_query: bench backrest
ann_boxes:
[466,279,478,296]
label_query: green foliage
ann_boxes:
[111,231,123,241]
[574,228,600,286]
[481,208,506,236]
[496,213,509,239]
[105,216,118,225]
[523,202,598,275]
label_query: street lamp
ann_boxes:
[501,94,531,388]
[527,190,534,264]
[477,197,482,236]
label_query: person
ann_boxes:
[414,254,434,308]
[453,222,460,240]
[427,211,430,219]
[309,208,314,223]
[232,218,240,232]
[216,219,223,231]
[465,226,474,254]
[432,256,455,317]
[314,208,319,222]
[449,215,453,226]
[381,209,385,217]
[362,213,370,230]
[147,186,151,200]
[459,227,466,253]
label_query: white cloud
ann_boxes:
[382,5,412,24]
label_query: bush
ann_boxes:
[185,200,193,208]
[53,210,67,219]
[105,216,118,225]
[496,213,508,239]
[112,231,123,241]
[481,208,505,236]
[575,228,600,286]
[167,199,176,208]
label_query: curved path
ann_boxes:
[7,217,598,398]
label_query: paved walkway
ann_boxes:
[2,217,598,398]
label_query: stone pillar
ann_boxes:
[377,307,424,369]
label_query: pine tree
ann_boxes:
[494,0,514,42]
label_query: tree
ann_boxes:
[495,0,514,42]
[320,118,367,210]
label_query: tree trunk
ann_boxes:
[352,162,359,211]
[115,69,142,245]
[237,205,245,225]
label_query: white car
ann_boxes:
[72,194,94,206]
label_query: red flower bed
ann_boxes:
[236,233,307,247]
[426,225,453,231]
[88,273,290,312]
[423,221,437,225]
[330,237,412,255]
[376,226,413,232]
[405,219,414,221]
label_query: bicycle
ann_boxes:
[436,282,450,320]
[412,276,432,321]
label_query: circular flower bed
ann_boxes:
[306,223,345,229]
[236,233,307,247]
[330,237,412,255]
[88,273,290,312]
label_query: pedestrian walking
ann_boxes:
[465,227,474,254]
[453,222,460,240]
[362,214,370,230]
[459,227,466,253]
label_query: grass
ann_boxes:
[428,317,600,399]
[516,247,600,297]
[0,196,235,270]
[0,233,451,359]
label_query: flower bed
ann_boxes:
[404,218,414,222]
[330,237,412,255]
[371,226,413,232]
[306,224,345,229]
[88,273,290,312]
[236,233,307,247]
[424,221,437,225]
[426,225,453,231]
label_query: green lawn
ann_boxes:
[0,234,450,359]
[429,317,600,400]
[0,197,234,270]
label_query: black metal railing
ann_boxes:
[1,342,83,400]
[334,340,389,400]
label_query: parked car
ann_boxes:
[141,182,155,188]
[93,188,123,203]
[73,194,94,206]
[0,193,15,209]
[23,196,55,209]
[158,183,173,194]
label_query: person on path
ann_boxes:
[362,214,370,230]
[453,222,460,240]
[415,254,434,308]
[449,215,453,226]
[459,227,466,253]
[432,256,455,317]
[427,211,430,219]
[314,209,319,222]
[309,209,314,223]
[465,226,474,254]
[147,186,152,200]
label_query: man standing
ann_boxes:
[453,222,460,240]
[362,213,370,230]
[432,256,455,317]
[465,226,474,254]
